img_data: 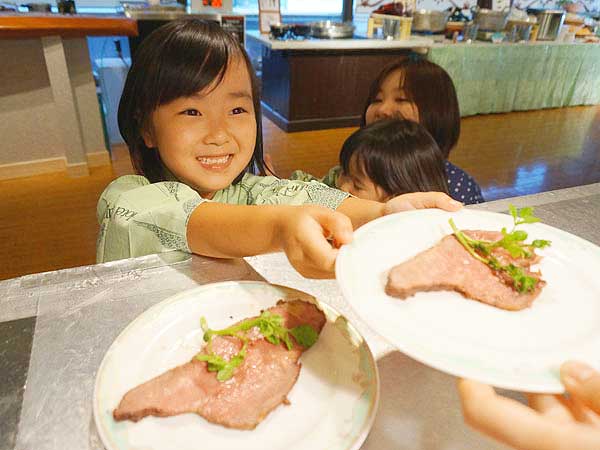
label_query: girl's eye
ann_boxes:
[181,109,201,116]
[231,107,248,115]
[395,97,409,103]
[372,97,383,104]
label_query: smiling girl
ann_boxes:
[96,19,460,278]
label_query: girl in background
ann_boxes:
[361,57,484,204]
[290,57,484,205]
[97,19,459,278]
[335,119,448,202]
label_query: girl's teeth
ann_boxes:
[198,156,229,164]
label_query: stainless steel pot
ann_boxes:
[472,7,509,31]
[310,20,355,39]
[412,10,451,33]
[535,10,565,40]
[21,2,51,12]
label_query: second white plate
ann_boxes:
[336,208,600,393]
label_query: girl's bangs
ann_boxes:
[151,23,242,108]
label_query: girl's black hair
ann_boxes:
[360,56,460,159]
[118,18,266,182]
[340,119,449,197]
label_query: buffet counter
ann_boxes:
[0,15,137,179]
[251,28,600,131]
[247,30,432,132]
[429,40,600,116]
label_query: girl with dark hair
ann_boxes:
[96,19,460,277]
[361,56,484,204]
[336,119,448,202]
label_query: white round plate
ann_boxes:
[336,209,600,393]
[94,281,379,450]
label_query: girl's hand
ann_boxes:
[458,361,600,450]
[276,205,353,279]
[384,192,463,215]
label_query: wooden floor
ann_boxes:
[2,105,600,281]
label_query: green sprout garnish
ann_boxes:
[449,205,551,294]
[196,311,318,382]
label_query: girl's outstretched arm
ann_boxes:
[186,203,353,278]
[337,192,462,229]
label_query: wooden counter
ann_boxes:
[0,14,137,38]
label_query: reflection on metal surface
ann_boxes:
[0,316,36,450]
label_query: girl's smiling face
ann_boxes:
[364,69,419,126]
[144,57,256,198]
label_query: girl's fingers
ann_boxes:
[313,208,354,246]
[296,233,338,279]
[457,379,571,450]
[526,394,575,423]
[299,209,353,278]
[561,361,600,414]
[385,192,463,214]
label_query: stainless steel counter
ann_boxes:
[2,182,599,450]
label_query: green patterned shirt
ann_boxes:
[290,166,341,188]
[96,173,349,263]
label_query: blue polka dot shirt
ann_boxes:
[445,161,484,205]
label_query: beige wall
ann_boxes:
[0,39,64,165]
[0,36,109,177]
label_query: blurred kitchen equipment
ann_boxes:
[446,20,465,38]
[471,6,509,31]
[57,0,76,14]
[563,29,576,42]
[412,9,451,33]
[463,21,479,41]
[477,29,506,41]
[506,17,535,41]
[381,15,400,39]
[534,10,565,40]
[368,13,412,40]
[399,16,412,39]
[449,6,470,22]
[530,22,540,40]
[21,2,51,12]
[310,20,355,39]
[269,22,290,39]
[507,23,531,41]
[0,1,17,10]
[290,23,311,38]
[372,2,404,16]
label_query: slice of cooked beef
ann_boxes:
[385,230,545,311]
[113,299,326,429]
